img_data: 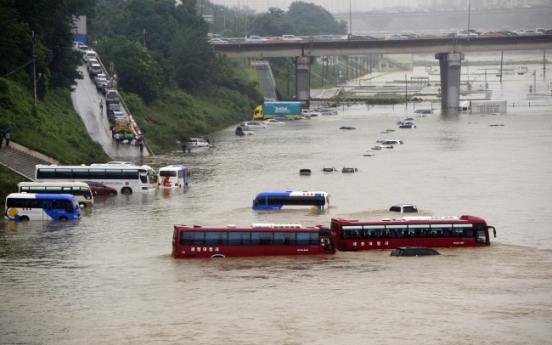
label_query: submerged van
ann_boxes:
[390,247,440,256]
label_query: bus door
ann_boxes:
[320,230,336,253]
[42,200,53,220]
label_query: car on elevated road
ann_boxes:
[245,35,267,43]
[282,35,303,42]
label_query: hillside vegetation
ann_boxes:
[0,0,349,204]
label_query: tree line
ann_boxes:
[0,0,346,105]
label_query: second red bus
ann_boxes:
[330,215,496,251]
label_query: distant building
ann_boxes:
[378,54,413,72]
[72,16,87,44]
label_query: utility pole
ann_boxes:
[32,30,37,107]
[405,74,408,109]
[467,0,471,42]
[533,69,537,93]
[542,49,546,80]
[143,29,147,49]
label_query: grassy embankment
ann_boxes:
[0,77,111,205]
[0,63,262,206]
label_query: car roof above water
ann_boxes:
[390,246,440,256]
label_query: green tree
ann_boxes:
[287,1,347,35]
[168,30,218,90]
[247,8,298,37]
[95,35,163,102]
[12,0,97,90]
[0,1,33,84]
[246,3,346,37]
[123,0,180,56]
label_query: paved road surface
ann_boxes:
[71,64,147,159]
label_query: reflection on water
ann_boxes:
[2,82,552,344]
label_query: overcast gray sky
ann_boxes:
[209,0,416,14]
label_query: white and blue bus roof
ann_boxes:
[252,191,330,210]
[254,191,328,197]
[7,192,77,200]
[159,164,187,171]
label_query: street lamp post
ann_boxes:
[533,69,537,93]
[349,0,352,36]
[467,0,471,42]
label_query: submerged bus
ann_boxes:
[330,215,496,251]
[172,223,336,258]
[17,181,94,208]
[158,164,188,188]
[252,191,329,210]
[5,193,81,221]
[34,164,156,195]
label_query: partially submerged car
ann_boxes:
[389,204,418,213]
[83,181,118,196]
[342,167,358,173]
[390,247,440,256]
[187,137,210,147]
[322,166,337,173]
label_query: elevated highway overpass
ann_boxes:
[214,35,552,58]
[214,35,551,111]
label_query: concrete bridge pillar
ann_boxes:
[293,56,312,106]
[435,52,464,110]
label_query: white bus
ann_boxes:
[18,181,94,208]
[5,193,81,221]
[158,164,188,188]
[35,164,156,195]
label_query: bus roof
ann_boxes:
[18,181,90,187]
[7,193,76,199]
[255,191,328,196]
[174,224,327,232]
[331,215,486,224]
[159,164,187,170]
[36,164,151,169]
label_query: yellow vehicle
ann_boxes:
[114,118,131,132]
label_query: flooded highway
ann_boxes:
[2,55,551,344]
[71,64,148,158]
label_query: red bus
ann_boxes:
[330,215,496,251]
[172,223,336,258]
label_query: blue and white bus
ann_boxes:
[158,164,188,188]
[252,191,330,210]
[5,193,82,221]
